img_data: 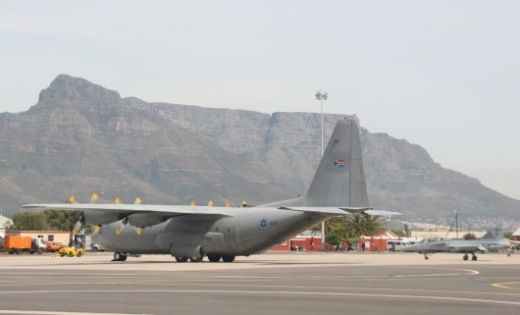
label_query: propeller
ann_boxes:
[133,197,142,235]
[69,195,83,235]
[67,195,76,204]
[89,193,99,203]
[115,197,144,236]
[114,197,124,236]
[72,214,85,236]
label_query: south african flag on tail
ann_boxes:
[334,159,345,168]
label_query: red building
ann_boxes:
[271,230,405,252]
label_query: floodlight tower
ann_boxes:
[315,90,328,250]
[315,90,328,156]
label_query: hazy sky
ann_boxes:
[1,1,519,200]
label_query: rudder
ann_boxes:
[303,116,369,207]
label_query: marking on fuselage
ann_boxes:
[259,218,269,229]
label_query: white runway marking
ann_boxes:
[1,289,519,306]
[393,267,479,277]
[0,311,151,315]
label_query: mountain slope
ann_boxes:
[0,75,518,229]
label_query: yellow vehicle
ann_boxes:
[59,246,85,257]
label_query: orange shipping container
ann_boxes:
[3,236,32,249]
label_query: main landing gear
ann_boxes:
[173,256,204,263]
[113,252,128,261]
[113,252,237,263]
[174,255,236,263]
[463,253,477,261]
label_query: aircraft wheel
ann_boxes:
[222,255,235,263]
[175,256,189,263]
[463,254,468,261]
[114,252,127,261]
[472,255,477,261]
[207,255,221,262]
[424,256,429,260]
[189,257,203,262]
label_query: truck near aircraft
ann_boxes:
[1,235,46,254]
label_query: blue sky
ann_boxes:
[1,1,519,199]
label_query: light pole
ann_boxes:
[315,90,328,250]
[454,210,459,239]
[315,90,328,156]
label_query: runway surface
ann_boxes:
[0,252,519,315]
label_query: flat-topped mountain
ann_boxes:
[1,75,518,229]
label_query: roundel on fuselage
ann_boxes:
[259,218,269,229]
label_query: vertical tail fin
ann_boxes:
[303,116,369,207]
[482,228,503,240]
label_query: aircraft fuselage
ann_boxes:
[95,207,325,258]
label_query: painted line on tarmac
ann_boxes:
[393,267,479,278]
[0,289,519,306]
[493,281,520,290]
[0,311,151,315]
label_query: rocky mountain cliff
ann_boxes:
[1,75,519,229]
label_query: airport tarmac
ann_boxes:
[0,251,519,315]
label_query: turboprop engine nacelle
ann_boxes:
[83,212,121,226]
[125,213,166,228]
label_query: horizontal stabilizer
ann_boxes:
[364,209,402,216]
[279,206,401,216]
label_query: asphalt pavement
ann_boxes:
[0,251,519,315]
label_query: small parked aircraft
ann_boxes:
[397,228,510,260]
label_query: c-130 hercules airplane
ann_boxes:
[24,117,399,263]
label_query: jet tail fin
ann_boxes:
[260,116,370,208]
[482,228,504,240]
[303,116,369,207]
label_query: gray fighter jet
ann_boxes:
[398,228,510,260]
[24,116,399,263]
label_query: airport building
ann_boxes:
[271,229,431,252]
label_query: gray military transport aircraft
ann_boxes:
[24,116,399,263]
[398,228,510,260]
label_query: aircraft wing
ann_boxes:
[477,245,489,252]
[278,206,401,216]
[22,203,234,217]
[444,240,488,253]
